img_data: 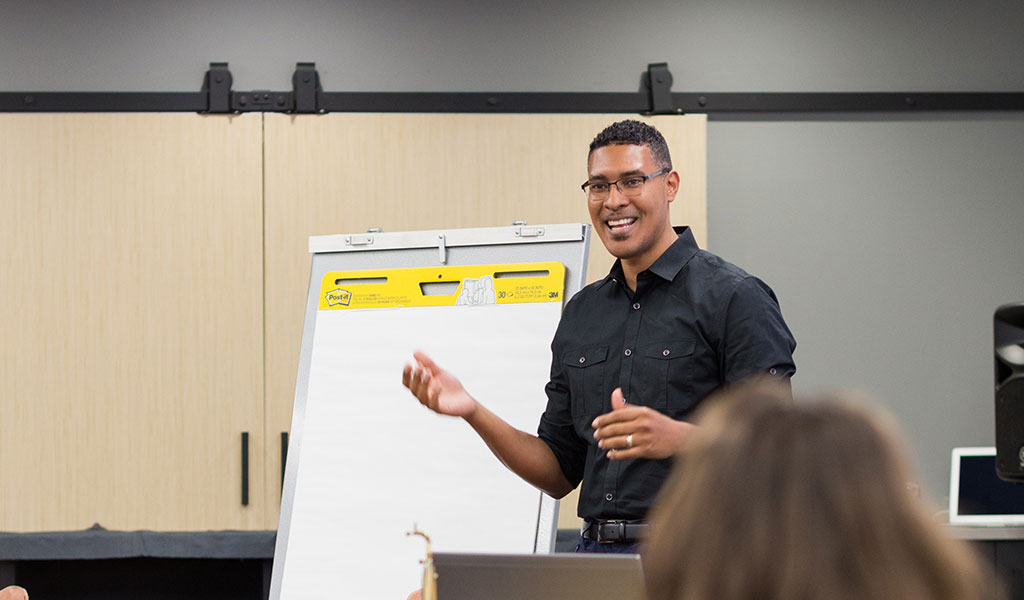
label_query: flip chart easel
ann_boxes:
[270,223,591,600]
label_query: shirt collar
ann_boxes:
[601,226,699,287]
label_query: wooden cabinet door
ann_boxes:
[0,114,265,531]
[262,113,706,530]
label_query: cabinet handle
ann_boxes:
[241,432,250,506]
[281,431,289,496]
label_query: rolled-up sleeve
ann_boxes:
[719,277,797,382]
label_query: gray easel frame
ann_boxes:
[270,223,591,600]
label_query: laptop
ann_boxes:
[949,446,1024,526]
[432,552,646,600]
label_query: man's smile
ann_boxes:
[606,216,638,235]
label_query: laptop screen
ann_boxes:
[432,552,645,600]
[950,447,1024,525]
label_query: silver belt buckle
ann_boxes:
[597,520,626,543]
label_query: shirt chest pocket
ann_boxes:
[640,340,696,412]
[562,345,608,417]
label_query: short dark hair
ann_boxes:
[588,119,672,170]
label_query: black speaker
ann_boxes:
[995,303,1024,482]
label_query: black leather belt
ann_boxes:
[581,519,649,543]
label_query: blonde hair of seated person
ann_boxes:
[643,381,994,600]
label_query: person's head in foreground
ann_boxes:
[0,586,28,600]
[643,380,994,600]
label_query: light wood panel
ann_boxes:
[0,113,265,531]
[263,113,706,530]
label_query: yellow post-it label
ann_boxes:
[319,262,565,310]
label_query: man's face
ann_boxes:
[586,144,678,268]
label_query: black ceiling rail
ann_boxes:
[0,92,207,112]
[1,62,1022,115]
[315,91,646,113]
[312,91,1024,114]
[671,92,1024,113]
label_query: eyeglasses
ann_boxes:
[581,169,669,199]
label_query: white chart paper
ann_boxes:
[279,301,562,599]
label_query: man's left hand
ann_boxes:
[591,388,695,460]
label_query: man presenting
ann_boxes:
[403,119,796,553]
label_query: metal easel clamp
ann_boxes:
[514,226,545,238]
[345,234,374,246]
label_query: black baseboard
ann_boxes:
[3,557,270,600]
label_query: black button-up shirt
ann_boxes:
[537,226,796,520]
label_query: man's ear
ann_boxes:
[665,170,680,203]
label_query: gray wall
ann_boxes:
[3,0,1023,505]
[710,117,1024,504]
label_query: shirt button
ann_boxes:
[605,493,614,502]
[632,302,641,310]
[624,348,632,357]
[769,368,777,375]
[579,357,586,364]
[662,349,670,357]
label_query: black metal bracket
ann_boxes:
[200,62,320,114]
[202,62,233,113]
[644,62,678,115]
[293,62,321,113]
[233,89,293,112]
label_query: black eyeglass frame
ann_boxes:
[580,168,669,197]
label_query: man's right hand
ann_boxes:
[402,351,573,498]
[402,351,478,418]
